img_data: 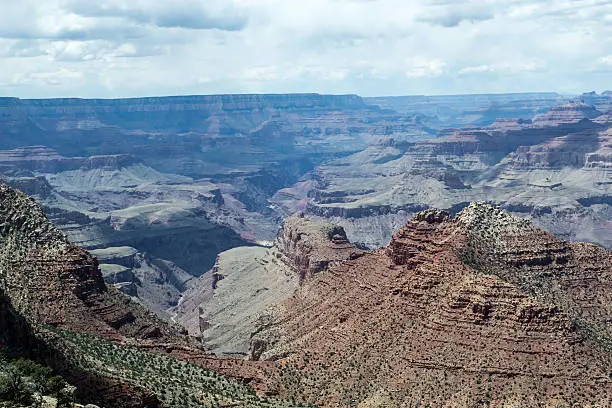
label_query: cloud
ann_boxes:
[458,65,493,75]
[405,58,447,78]
[12,68,84,87]
[46,41,162,62]
[0,0,610,97]
[458,62,547,76]
[416,2,495,27]
[0,2,149,41]
[65,0,248,31]
[600,56,612,66]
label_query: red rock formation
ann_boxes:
[252,204,612,407]
[0,184,177,341]
[0,183,275,406]
[275,213,364,280]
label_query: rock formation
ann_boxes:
[1,179,610,407]
[278,100,612,249]
[274,214,364,281]
[0,183,222,346]
[0,183,296,407]
[3,92,598,319]
[0,93,437,316]
[175,214,363,357]
[366,92,567,127]
[251,204,612,407]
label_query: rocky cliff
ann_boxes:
[175,214,363,357]
[0,146,258,314]
[0,183,297,408]
[274,213,364,281]
[366,92,567,128]
[0,183,184,340]
[251,204,612,407]
[277,101,612,249]
[0,93,437,317]
[4,93,597,320]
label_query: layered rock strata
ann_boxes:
[0,93,436,317]
[175,214,363,357]
[251,204,612,407]
[0,183,295,407]
[278,101,612,249]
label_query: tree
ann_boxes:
[0,369,34,405]
[45,376,74,407]
[56,390,74,408]
[46,375,66,396]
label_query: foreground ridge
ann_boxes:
[0,183,301,407]
[252,203,612,407]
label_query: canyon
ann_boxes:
[0,183,289,407]
[175,213,363,358]
[1,181,609,407]
[245,203,611,407]
[3,91,597,316]
[0,91,611,406]
[0,93,437,314]
[276,98,611,250]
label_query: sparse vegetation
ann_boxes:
[0,349,72,408]
[51,329,309,408]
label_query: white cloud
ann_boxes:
[405,58,447,78]
[458,65,493,75]
[12,68,84,87]
[65,0,248,31]
[416,1,496,27]
[0,0,610,97]
[458,62,547,76]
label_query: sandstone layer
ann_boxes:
[252,204,612,407]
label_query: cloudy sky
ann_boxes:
[0,0,611,98]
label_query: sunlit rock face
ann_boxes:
[250,204,612,407]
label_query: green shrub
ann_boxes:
[56,390,74,408]
[10,358,53,385]
[0,369,34,405]
[46,376,67,396]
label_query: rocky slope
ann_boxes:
[0,93,437,316]
[0,151,254,315]
[277,100,612,249]
[2,92,588,317]
[251,204,612,407]
[175,214,363,358]
[0,183,301,408]
[2,180,610,407]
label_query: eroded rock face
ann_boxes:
[0,183,200,406]
[0,183,308,407]
[275,214,364,280]
[0,183,191,341]
[174,215,364,357]
[251,204,612,407]
[0,93,438,318]
[277,100,612,249]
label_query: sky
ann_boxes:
[0,0,611,98]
